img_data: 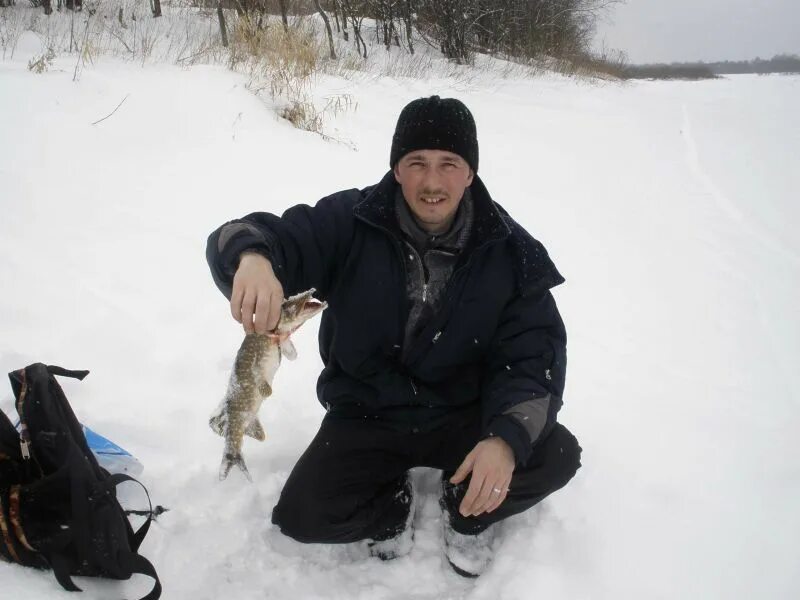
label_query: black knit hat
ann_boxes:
[390,96,479,172]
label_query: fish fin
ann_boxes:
[280,339,298,361]
[209,410,226,437]
[245,418,266,441]
[258,381,272,397]
[219,453,252,482]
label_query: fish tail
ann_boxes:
[219,452,252,482]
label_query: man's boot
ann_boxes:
[441,510,495,578]
[368,476,415,560]
[440,481,495,577]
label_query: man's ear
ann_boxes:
[393,164,401,182]
[466,169,474,186]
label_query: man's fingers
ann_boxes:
[469,477,498,516]
[231,253,283,332]
[485,478,512,514]
[241,293,256,334]
[252,292,270,334]
[484,488,506,514]
[230,286,244,323]
[234,286,282,335]
[454,438,516,516]
[459,478,481,516]
[266,290,282,331]
[450,451,475,485]
[459,469,488,516]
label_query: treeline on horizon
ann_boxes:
[624,54,800,80]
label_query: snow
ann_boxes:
[2,21,800,600]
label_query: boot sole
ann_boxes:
[447,559,480,578]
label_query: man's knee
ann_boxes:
[272,471,411,544]
[530,422,582,486]
[504,422,581,501]
[271,482,349,543]
[551,422,582,479]
[269,468,352,543]
[271,500,330,543]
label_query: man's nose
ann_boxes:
[421,166,443,190]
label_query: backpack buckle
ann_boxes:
[20,439,31,460]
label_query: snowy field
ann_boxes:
[2,30,799,600]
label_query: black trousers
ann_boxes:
[271,415,581,543]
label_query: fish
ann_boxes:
[210,288,326,481]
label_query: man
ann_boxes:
[206,96,581,577]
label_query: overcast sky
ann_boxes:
[593,0,800,64]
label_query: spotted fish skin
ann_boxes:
[210,289,326,481]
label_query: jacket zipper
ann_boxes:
[355,213,505,365]
[404,241,428,305]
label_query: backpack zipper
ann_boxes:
[13,370,41,476]
[20,440,31,460]
[14,370,32,461]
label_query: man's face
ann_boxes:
[393,149,474,234]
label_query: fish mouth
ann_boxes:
[299,299,326,317]
[282,289,327,319]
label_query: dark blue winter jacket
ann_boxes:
[206,171,566,465]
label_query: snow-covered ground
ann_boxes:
[2,28,799,600]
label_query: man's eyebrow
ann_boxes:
[404,154,428,161]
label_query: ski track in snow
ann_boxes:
[679,99,800,409]
[680,101,800,266]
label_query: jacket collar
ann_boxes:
[394,186,473,254]
[354,170,509,247]
[353,170,564,296]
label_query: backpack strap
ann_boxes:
[51,551,162,600]
[50,552,82,592]
[110,474,162,600]
[45,366,90,381]
[128,553,163,600]
[108,473,155,552]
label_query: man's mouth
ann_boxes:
[420,196,446,205]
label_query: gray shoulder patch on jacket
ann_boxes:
[218,222,264,252]
[502,393,552,441]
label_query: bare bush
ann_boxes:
[27,45,55,71]
[556,46,628,79]
[0,5,25,59]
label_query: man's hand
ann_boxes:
[450,437,515,517]
[230,252,284,334]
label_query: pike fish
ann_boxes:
[210,289,326,481]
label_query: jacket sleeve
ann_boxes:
[206,192,358,301]
[481,290,567,465]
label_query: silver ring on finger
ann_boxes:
[492,487,502,494]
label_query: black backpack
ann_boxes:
[0,363,161,599]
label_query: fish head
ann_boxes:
[275,289,327,335]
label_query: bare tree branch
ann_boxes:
[91,94,130,126]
